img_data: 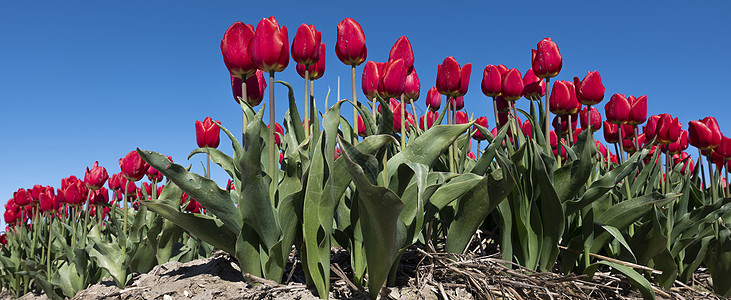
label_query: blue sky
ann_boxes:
[1,1,729,227]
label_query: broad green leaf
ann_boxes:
[706,226,731,297]
[144,202,237,253]
[86,237,127,288]
[599,224,636,263]
[471,124,509,175]
[386,122,473,178]
[188,148,238,181]
[553,129,594,201]
[585,260,656,300]
[530,140,565,272]
[275,80,306,143]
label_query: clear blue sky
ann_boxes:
[2,1,729,227]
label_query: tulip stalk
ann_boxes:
[241,78,248,136]
[304,69,310,130]
[707,154,717,202]
[544,78,551,153]
[123,182,129,235]
[46,213,53,277]
[617,125,626,164]
[726,160,730,197]
[665,152,671,194]
[567,114,574,146]
[557,116,563,168]
[410,100,418,135]
[400,95,406,149]
[352,66,358,145]
[492,97,500,131]
[446,97,454,172]
[269,71,277,199]
[698,149,708,199]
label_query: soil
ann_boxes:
[2,247,724,300]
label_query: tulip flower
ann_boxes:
[88,188,109,207]
[673,152,695,175]
[270,122,285,148]
[716,136,731,159]
[296,43,326,80]
[362,61,383,99]
[522,120,533,139]
[448,96,464,111]
[195,117,221,149]
[335,18,367,66]
[473,116,489,141]
[388,36,414,74]
[31,185,44,201]
[549,80,578,115]
[291,24,321,66]
[501,68,524,101]
[552,114,578,133]
[357,115,367,137]
[436,56,472,98]
[573,71,605,105]
[481,65,503,97]
[626,95,647,125]
[532,38,562,78]
[419,111,439,130]
[455,111,469,124]
[83,161,109,190]
[426,87,441,111]
[4,209,17,225]
[643,115,661,142]
[656,113,682,144]
[220,21,257,79]
[231,70,268,107]
[605,94,631,124]
[13,188,31,207]
[61,176,87,206]
[120,150,149,182]
[379,59,408,99]
[661,130,688,154]
[580,106,602,132]
[392,102,414,132]
[522,69,545,101]
[249,16,289,73]
[403,68,420,102]
[147,166,163,182]
[603,121,620,144]
[688,117,722,150]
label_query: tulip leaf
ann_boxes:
[86,236,128,288]
[470,123,509,175]
[585,260,655,300]
[377,97,395,135]
[706,226,731,297]
[275,80,306,143]
[528,139,565,272]
[350,99,377,137]
[188,148,238,181]
[553,129,594,201]
[338,136,406,300]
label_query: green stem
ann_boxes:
[544,78,551,153]
[352,65,358,145]
[707,154,717,202]
[83,189,92,246]
[46,214,53,277]
[304,68,309,131]
[269,71,277,201]
[400,94,406,149]
[447,97,454,173]
[123,181,128,236]
[242,77,248,137]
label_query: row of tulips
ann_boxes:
[0,152,211,298]
[3,15,731,300]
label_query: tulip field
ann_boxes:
[3,16,731,300]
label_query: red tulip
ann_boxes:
[716,136,731,159]
[61,176,87,206]
[622,133,645,153]
[388,36,414,74]
[522,119,533,139]
[88,188,109,206]
[147,166,163,182]
[362,61,383,99]
[195,117,221,148]
[436,56,472,97]
[335,18,367,66]
[661,130,688,154]
[231,70,268,107]
[552,114,577,133]
[627,95,647,125]
[84,161,108,190]
[501,68,524,101]
[495,96,510,113]
[4,209,17,225]
[379,59,408,98]
[291,24,321,66]
[357,115,367,137]
[656,114,682,144]
[120,150,149,182]
[688,117,722,150]
[455,111,469,124]
[603,121,620,143]
[481,65,502,97]
[392,102,414,132]
[296,43,326,80]
[573,71,605,105]
[13,188,31,207]
[549,80,578,115]
[522,68,545,101]
[220,22,257,78]
[579,106,602,132]
[673,152,695,175]
[426,87,441,111]
[404,68,420,102]
[473,116,489,141]
[249,16,289,73]
[532,38,562,78]
[419,111,439,130]
[448,96,464,110]
[31,185,44,202]
[605,94,631,124]
[643,115,661,142]
[378,98,400,115]
[270,122,285,147]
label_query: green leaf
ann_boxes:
[599,224,636,263]
[553,129,594,201]
[275,80,306,143]
[188,148,238,181]
[530,140,565,272]
[706,226,731,297]
[586,260,656,300]
[144,202,237,253]
[86,236,127,288]
[471,124,509,175]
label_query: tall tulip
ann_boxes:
[436,56,472,98]
[388,36,414,74]
[533,37,562,151]
[296,43,326,81]
[336,17,367,149]
[605,94,631,125]
[643,115,661,142]
[195,117,221,149]
[580,106,602,132]
[220,21,257,79]
[573,71,605,106]
[473,116,489,157]
[120,151,149,182]
[549,81,578,115]
[84,161,109,190]
[425,86,441,111]
[656,114,681,145]
[292,24,321,130]
[379,59,408,99]
[231,70,267,107]
[688,117,722,150]
[522,68,545,101]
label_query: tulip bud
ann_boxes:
[661,130,688,154]
[220,22,257,78]
[291,24,321,66]
[357,115,367,137]
[603,121,620,143]
[85,161,109,190]
[716,136,731,159]
[448,96,464,111]
[501,68,524,101]
[522,120,533,139]
[656,114,682,144]
[455,111,469,124]
[388,36,414,74]
[296,43,326,80]
[362,61,383,99]
[532,38,562,78]
[688,116,722,150]
[14,188,31,207]
[673,152,695,175]
[120,150,149,182]
[419,111,439,130]
[522,68,545,101]
[249,16,289,73]
[269,122,285,148]
[549,80,578,115]
[473,116,489,141]
[147,166,163,182]
[89,188,110,206]
[4,209,17,225]
[335,18,367,66]
[195,117,221,148]
[579,106,602,132]
[643,115,661,142]
[627,95,647,125]
[436,56,471,97]
[425,87,441,111]
[573,71,605,105]
[605,94,631,124]
[404,68,420,102]
[481,65,502,97]
[379,59,408,98]
[392,102,414,132]
[231,70,268,107]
